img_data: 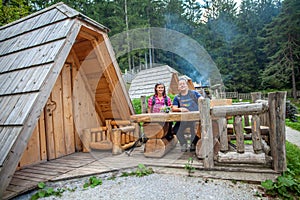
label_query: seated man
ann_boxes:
[172,78,204,152]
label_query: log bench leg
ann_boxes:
[144,137,178,158]
[143,122,177,158]
[111,129,123,155]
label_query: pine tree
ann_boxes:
[0,0,31,26]
[261,0,300,98]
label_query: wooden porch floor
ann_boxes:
[4,145,279,200]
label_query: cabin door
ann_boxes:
[45,64,75,160]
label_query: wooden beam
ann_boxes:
[90,38,131,120]
[211,103,268,117]
[234,115,244,153]
[130,111,200,123]
[251,114,263,154]
[102,34,135,115]
[197,98,214,168]
[268,92,287,172]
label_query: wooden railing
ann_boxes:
[197,92,287,172]
[217,90,300,100]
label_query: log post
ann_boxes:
[234,115,244,153]
[106,119,112,141]
[251,92,269,126]
[268,92,287,172]
[111,129,123,155]
[141,96,147,113]
[248,92,262,127]
[219,117,228,152]
[196,98,214,168]
[212,119,221,158]
[82,129,91,152]
[251,114,263,154]
[251,92,261,103]
[131,122,141,147]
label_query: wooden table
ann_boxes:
[130,112,201,157]
[130,111,200,123]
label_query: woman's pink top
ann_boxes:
[148,95,172,113]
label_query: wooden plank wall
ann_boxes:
[18,64,77,167]
[18,110,47,168]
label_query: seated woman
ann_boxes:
[147,82,173,140]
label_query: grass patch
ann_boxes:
[261,100,300,199]
[230,140,252,145]
[286,116,300,132]
[121,164,153,177]
[261,141,300,199]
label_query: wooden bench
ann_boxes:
[110,120,140,154]
[82,120,140,154]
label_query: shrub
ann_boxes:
[286,101,298,122]
[261,142,300,199]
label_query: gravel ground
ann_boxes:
[13,170,267,200]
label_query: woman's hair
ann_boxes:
[178,77,188,83]
[154,82,166,96]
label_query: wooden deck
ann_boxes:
[4,145,280,200]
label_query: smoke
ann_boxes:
[111,27,223,88]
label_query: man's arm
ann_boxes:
[172,105,189,112]
[194,90,204,99]
[172,96,189,112]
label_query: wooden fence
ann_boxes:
[197,92,287,172]
[218,91,300,100]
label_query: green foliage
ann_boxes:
[261,142,300,199]
[286,116,300,132]
[135,163,153,177]
[83,176,102,189]
[121,164,153,177]
[0,0,32,26]
[30,182,67,200]
[132,98,142,114]
[260,0,300,95]
[265,110,300,198]
[286,142,300,178]
[286,118,300,133]
[184,157,195,176]
[2,0,299,93]
[286,101,299,122]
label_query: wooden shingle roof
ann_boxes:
[0,3,85,166]
[129,65,179,99]
[0,2,128,196]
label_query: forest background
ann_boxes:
[0,0,299,98]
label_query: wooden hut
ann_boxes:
[128,64,195,99]
[0,2,134,196]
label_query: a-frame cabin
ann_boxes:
[128,65,195,99]
[0,2,134,197]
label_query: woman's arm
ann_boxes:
[147,97,152,113]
